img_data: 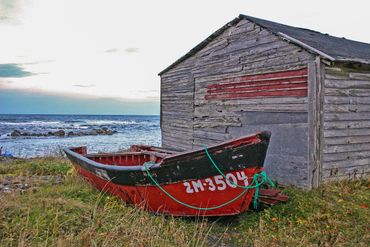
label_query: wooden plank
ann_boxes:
[324,96,370,105]
[162,136,193,148]
[323,157,370,169]
[161,129,193,137]
[242,54,311,74]
[194,65,306,85]
[324,104,370,113]
[194,106,239,118]
[324,79,370,89]
[238,112,308,125]
[238,43,300,64]
[324,120,370,130]
[161,122,193,129]
[194,104,309,113]
[308,60,318,189]
[322,165,369,179]
[324,112,370,121]
[192,63,243,78]
[194,57,309,82]
[231,19,255,34]
[325,88,370,97]
[161,134,192,143]
[307,57,325,188]
[195,39,229,57]
[195,97,308,105]
[192,57,241,75]
[193,117,241,128]
[349,72,370,80]
[205,89,307,100]
[193,130,232,141]
[324,128,370,137]
[226,27,267,44]
[324,135,370,145]
[316,57,325,188]
[324,143,370,154]
[207,67,307,87]
[193,126,227,134]
[208,82,307,94]
[322,174,368,182]
[208,30,278,57]
[323,150,370,162]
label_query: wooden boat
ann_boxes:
[64,131,273,216]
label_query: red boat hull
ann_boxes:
[74,163,261,216]
[64,131,271,216]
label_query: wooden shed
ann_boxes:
[158,15,370,189]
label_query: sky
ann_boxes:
[0,0,369,115]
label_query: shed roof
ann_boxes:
[159,15,370,75]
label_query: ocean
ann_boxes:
[0,114,161,158]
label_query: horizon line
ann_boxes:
[0,113,160,116]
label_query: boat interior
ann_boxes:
[69,146,178,167]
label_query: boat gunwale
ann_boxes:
[63,131,270,173]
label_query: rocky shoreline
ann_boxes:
[9,127,117,138]
[0,175,63,194]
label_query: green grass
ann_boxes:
[0,157,71,176]
[0,158,369,246]
[215,180,369,246]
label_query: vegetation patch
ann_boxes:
[0,158,368,246]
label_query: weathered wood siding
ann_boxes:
[322,65,370,182]
[160,56,196,151]
[161,18,316,187]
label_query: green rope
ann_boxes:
[203,145,275,208]
[203,145,276,189]
[143,145,275,210]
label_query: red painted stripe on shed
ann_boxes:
[205,68,307,100]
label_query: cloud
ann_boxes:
[104,48,119,53]
[73,84,96,88]
[135,89,159,93]
[0,63,33,78]
[21,59,56,65]
[0,79,12,88]
[0,0,23,22]
[124,47,139,53]
[145,95,160,100]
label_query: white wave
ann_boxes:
[0,133,11,139]
[82,120,139,125]
[0,121,62,126]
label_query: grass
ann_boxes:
[0,157,71,177]
[0,158,369,246]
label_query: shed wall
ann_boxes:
[161,19,315,187]
[322,65,370,181]
[161,57,196,151]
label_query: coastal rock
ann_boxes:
[10,128,116,138]
[0,175,63,194]
[88,130,98,136]
[11,130,22,137]
[54,130,65,136]
[94,127,116,135]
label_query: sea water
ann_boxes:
[0,114,161,157]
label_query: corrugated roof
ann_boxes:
[159,15,370,75]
